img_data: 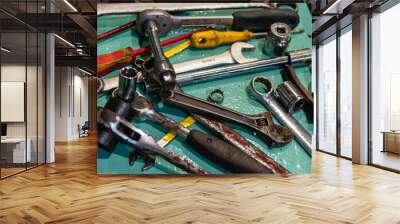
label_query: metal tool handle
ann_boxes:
[232,8,299,32]
[173,50,234,74]
[100,109,207,174]
[176,49,311,85]
[247,77,312,155]
[187,129,275,173]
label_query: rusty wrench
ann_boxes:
[130,93,275,173]
[161,86,294,147]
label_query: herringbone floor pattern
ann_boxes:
[1,135,400,224]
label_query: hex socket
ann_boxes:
[117,66,138,101]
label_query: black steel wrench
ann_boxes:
[161,86,294,147]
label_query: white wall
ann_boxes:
[54,66,89,141]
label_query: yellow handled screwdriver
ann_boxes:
[191,29,304,48]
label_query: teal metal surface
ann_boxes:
[97,4,312,174]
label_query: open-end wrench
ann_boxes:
[130,93,275,173]
[173,42,257,74]
[161,86,294,147]
[247,77,312,155]
[98,108,207,174]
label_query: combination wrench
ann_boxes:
[173,42,257,74]
[130,93,275,173]
[247,77,312,155]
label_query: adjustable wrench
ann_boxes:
[247,77,312,155]
[98,108,207,174]
[173,42,257,74]
[161,86,294,147]
[130,93,275,173]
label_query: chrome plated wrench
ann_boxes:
[247,77,312,155]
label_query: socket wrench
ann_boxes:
[247,77,312,155]
[98,108,207,174]
[130,93,275,173]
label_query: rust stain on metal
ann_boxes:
[195,115,289,176]
[167,151,207,174]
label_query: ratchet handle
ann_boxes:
[232,9,299,32]
[186,130,272,173]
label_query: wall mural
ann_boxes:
[97,3,313,175]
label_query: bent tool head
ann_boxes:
[230,42,258,64]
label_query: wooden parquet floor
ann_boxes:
[1,135,400,224]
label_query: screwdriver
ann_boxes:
[191,28,304,48]
[97,30,197,76]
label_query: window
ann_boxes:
[317,35,337,154]
[370,3,400,171]
[339,26,352,158]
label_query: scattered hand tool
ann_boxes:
[136,9,299,33]
[173,49,311,86]
[97,20,136,41]
[97,40,191,93]
[154,86,290,175]
[131,93,276,173]
[97,30,196,76]
[98,108,207,174]
[191,28,303,48]
[275,81,305,113]
[98,2,276,16]
[158,86,294,147]
[281,64,314,123]
[247,77,312,155]
[264,23,292,56]
[173,42,257,74]
[135,9,299,90]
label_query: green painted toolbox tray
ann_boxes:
[97,4,312,174]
